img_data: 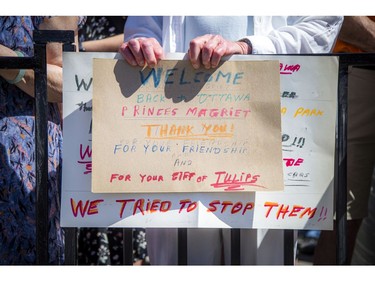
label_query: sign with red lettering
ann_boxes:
[61,52,338,230]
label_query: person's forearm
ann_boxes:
[0,57,63,103]
[40,16,80,66]
[339,16,375,52]
[0,16,80,103]
[83,34,124,52]
[5,64,62,103]
[0,45,21,80]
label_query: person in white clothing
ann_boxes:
[119,16,344,265]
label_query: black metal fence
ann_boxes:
[1,30,375,265]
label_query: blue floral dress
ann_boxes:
[0,16,64,264]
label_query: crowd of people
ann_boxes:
[1,15,374,265]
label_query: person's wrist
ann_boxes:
[4,51,26,84]
[237,38,253,54]
[79,40,86,52]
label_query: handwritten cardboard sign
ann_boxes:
[61,52,338,230]
[92,59,283,193]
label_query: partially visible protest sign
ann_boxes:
[92,59,283,193]
[61,52,338,230]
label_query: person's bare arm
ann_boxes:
[339,16,375,52]
[0,44,22,81]
[83,34,124,52]
[39,16,80,66]
[0,17,79,103]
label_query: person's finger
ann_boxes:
[119,42,138,66]
[210,41,227,68]
[139,41,157,67]
[127,38,146,66]
[201,35,222,69]
[139,38,164,68]
[189,34,211,69]
[188,48,202,70]
[153,43,165,62]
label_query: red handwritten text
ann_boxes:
[264,202,316,219]
[210,171,263,191]
[70,198,103,217]
[77,144,92,174]
[207,200,254,215]
[117,199,172,217]
[283,158,304,167]
[172,171,196,181]
[179,199,198,213]
[171,171,208,183]
[110,173,131,183]
[140,174,164,182]
[279,63,301,75]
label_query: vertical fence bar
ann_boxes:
[123,228,134,265]
[64,229,78,265]
[33,39,49,265]
[178,228,188,265]
[336,57,349,265]
[283,230,295,265]
[62,38,78,266]
[33,30,75,265]
[231,229,241,265]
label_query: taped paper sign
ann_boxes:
[61,52,337,230]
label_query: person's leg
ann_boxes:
[222,229,285,265]
[187,228,223,265]
[146,228,223,265]
[146,228,178,265]
[313,219,362,264]
[222,229,257,265]
[351,184,375,264]
[314,66,375,264]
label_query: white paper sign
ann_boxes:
[61,52,338,230]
